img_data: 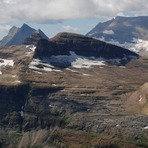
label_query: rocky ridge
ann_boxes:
[34,32,138,68]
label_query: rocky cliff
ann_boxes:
[34,32,139,68]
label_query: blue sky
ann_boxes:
[0,0,147,39]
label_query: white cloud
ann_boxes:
[0,25,12,32]
[0,0,147,23]
[62,25,80,33]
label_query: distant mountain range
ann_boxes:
[0,24,48,47]
[86,16,148,54]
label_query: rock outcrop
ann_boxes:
[34,32,139,68]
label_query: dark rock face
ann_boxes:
[0,84,29,114]
[0,24,48,47]
[24,32,44,46]
[86,16,148,43]
[34,32,138,63]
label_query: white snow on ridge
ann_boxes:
[29,51,106,72]
[0,58,14,74]
[26,45,36,56]
[98,38,148,53]
[87,32,98,36]
[71,56,105,68]
[103,30,114,35]
[26,45,36,52]
[51,51,106,69]
[29,45,36,52]
[29,58,61,72]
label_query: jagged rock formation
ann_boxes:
[0,24,48,46]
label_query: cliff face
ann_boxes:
[0,84,29,114]
[34,32,138,60]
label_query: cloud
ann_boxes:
[0,0,147,23]
[62,25,80,33]
[0,25,12,32]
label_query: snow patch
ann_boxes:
[26,45,36,52]
[12,75,17,78]
[20,111,24,117]
[49,104,52,107]
[87,32,98,36]
[143,126,148,130]
[103,30,114,35]
[29,58,61,72]
[49,51,106,69]
[0,58,14,74]
[26,45,36,56]
[139,95,143,102]
[66,68,78,73]
[100,38,148,53]
[69,51,105,68]
[14,80,21,83]
[82,73,91,76]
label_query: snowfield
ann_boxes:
[29,51,106,72]
[98,37,148,53]
[29,58,61,72]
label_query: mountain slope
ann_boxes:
[0,26,19,46]
[0,24,48,46]
[86,16,148,53]
[123,82,148,115]
[0,44,148,147]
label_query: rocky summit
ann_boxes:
[34,32,138,68]
[0,32,147,147]
[0,24,48,47]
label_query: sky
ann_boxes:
[0,0,148,39]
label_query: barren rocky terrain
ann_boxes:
[0,42,148,147]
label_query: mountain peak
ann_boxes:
[86,16,148,49]
[0,24,48,46]
[22,23,30,28]
[51,32,85,42]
